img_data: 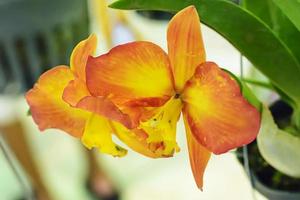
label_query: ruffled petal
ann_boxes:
[86,41,175,106]
[139,97,182,156]
[184,115,211,190]
[76,96,133,129]
[25,66,89,137]
[82,114,127,157]
[70,34,97,81]
[62,78,90,106]
[167,6,206,92]
[110,122,161,158]
[63,34,96,106]
[182,62,261,154]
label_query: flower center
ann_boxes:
[174,93,180,99]
[139,95,183,156]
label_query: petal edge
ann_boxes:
[182,62,261,154]
[167,6,206,92]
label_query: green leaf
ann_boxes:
[240,81,262,112]
[110,0,300,105]
[273,85,297,109]
[243,0,274,26]
[27,109,32,116]
[243,0,300,67]
[242,78,274,90]
[257,106,300,178]
[272,0,300,32]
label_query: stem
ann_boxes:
[240,54,256,200]
[242,78,274,90]
[292,108,300,132]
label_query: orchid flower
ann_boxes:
[26,6,261,189]
[26,35,166,158]
[82,6,261,188]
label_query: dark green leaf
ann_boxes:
[272,0,300,32]
[243,0,300,65]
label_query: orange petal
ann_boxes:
[167,6,206,92]
[76,96,133,129]
[86,41,175,106]
[184,115,211,190]
[62,78,90,106]
[25,66,89,137]
[70,34,97,81]
[123,97,170,107]
[182,62,261,154]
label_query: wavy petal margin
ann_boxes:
[25,66,89,137]
[70,34,97,81]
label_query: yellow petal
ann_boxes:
[167,6,206,92]
[139,97,182,156]
[110,122,161,158]
[82,114,127,157]
[70,34,97,81]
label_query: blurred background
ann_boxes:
[0,0,269,199]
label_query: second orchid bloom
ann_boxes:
[26,6,261,189]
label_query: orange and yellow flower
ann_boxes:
[26,6,261,189]
[26,35,163,158]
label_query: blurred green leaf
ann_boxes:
[110,0,300,105]
[272,0,300,32]
[242,78,274,90]
[223,69,262,111]
[243,0,300,65]
[273,85,297,109]
[257,106,300,178]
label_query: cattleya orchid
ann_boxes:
[26,6,260,189]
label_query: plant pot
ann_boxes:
[237,100,300,199]
[252,171,300,200]
[136,10,173,21]
[238,142,300,200]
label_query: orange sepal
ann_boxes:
[25,66,89,137]
[184,115,211,190]
[167,6,206,92]
[62,78,90,107]
[86,41,175,106]
[76,96,133,129]
[70,34,97,81]
[182,62,261,154]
